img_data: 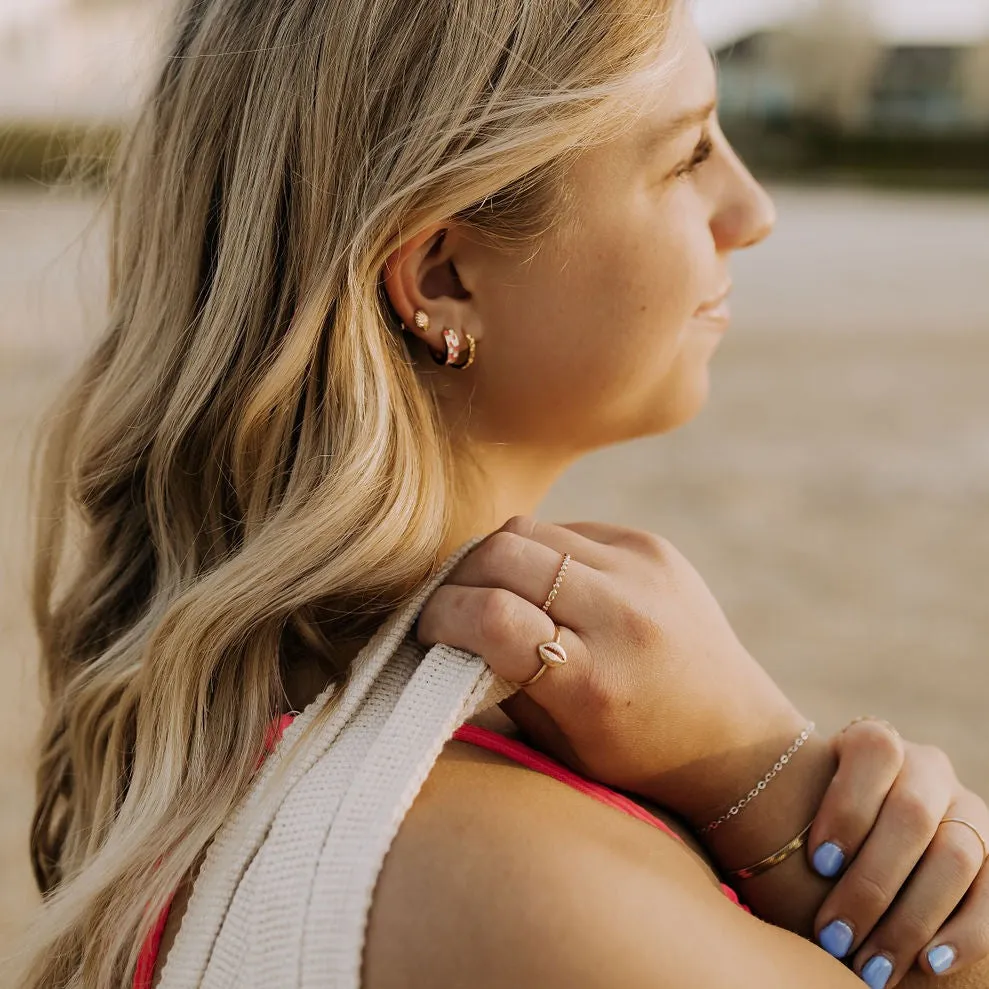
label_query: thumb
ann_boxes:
[498,692,586,776]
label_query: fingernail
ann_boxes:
[861,954,893,989]
[928,945,957,975]
[812,841,846,877]
[819,919,854,958]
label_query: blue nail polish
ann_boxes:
[928,945,956,975]
[819,919,854,958]
[861,955,893,989]
[813,841,846,877]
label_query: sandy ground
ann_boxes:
[1,184,987,954]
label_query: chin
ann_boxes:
[645,366,712,437]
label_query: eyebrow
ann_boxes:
[640,100,717,156]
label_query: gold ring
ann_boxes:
[541,552,571,615]
[517,624,568,687]
[842,715,900,740]
[941,818,989,862]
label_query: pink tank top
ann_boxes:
[133,716,745,987]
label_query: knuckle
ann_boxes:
[482,530,528,571]
[627,528,672,560]
[886,910,937,952]
[919,743,954,777]
[849,870,895,918]
[478,588,520,646]
[938,831,985,879]
[501,515,537,538]
[893,788,940,835]
[850,721,903,763]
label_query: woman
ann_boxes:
[17,0,988,987]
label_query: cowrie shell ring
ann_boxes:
[516,553,571,688]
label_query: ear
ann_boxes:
[382,225,475,354]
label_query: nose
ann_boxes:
[710,141,777,252]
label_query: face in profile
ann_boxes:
[389,6,777,456]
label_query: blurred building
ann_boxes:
[716,0,989,135]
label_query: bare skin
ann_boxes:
[151,6,989,988]
[359,738,989,989]
[153,734,989,989]
[382,10,776,567]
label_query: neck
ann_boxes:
[437,438,579,562]
[283,439,581,713]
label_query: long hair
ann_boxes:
[18,1,677,984]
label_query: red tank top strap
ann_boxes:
[452,724,686,841]
[451,724,746,910]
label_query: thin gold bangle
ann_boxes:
[725,820,815,881]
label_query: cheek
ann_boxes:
[561,190,711,378]
[470,189,715,443]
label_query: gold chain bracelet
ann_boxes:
[698,722,815,835]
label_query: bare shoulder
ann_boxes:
[362,740,861,989]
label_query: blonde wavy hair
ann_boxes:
[18,0,678,985]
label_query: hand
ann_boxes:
[416,515,803,815]
[809,718,989,987]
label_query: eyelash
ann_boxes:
[674,132,714,180]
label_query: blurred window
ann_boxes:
[871,46,969,132]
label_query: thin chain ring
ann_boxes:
[515,552,572,688]
[541,553,571,615]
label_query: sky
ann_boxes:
[694,0,989,47]
[1,0,988,46]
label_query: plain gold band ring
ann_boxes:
[517,624,568,687]
[941,818,989,862]
[842,715,900,739]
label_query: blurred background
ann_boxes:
[1,0,987,959]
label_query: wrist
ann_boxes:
[702,730,838,933]
[640,700,813,824]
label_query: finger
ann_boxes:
[415,582,588,694]
[500,515,618,568]
[498,689,585,770]
[815,745,953,962]
[920,861,989,979]
[555,519,668,553]
[851,796,989,987]
[442,528,609,634]
[809,720,905,879]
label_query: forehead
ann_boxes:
[634,12,717,150]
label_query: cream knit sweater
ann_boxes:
[158,534,518,989]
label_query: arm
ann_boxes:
[623,719,989,988]
[419,518,989,983]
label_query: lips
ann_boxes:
[694,282,732,321]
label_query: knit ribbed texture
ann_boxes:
[157,535,518,989]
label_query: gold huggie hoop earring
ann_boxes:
[450,332,476,370]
